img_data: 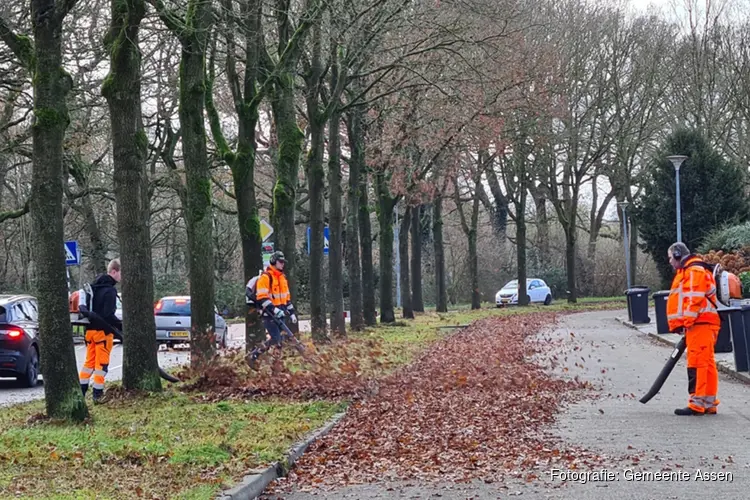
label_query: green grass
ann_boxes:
[1,296,626,499]
[0,393,343,500]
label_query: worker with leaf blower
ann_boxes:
[245,251,300,370]
[666,242,722,416]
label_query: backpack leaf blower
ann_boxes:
[640,335,686,404]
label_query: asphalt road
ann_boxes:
[0,342,189,407]
[0,318,325,407]
[270,309,750,499]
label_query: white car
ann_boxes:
[495,279,552,306]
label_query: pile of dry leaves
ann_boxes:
[175,337,388,402]
[269,312,608,491]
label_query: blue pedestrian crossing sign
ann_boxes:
[64,240,81,266]
[306,226,329,255]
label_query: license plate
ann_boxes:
[501,298,509,303]
[171,331,189,338]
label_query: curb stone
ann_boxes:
[214,411,347,500]
[615,316,750,385]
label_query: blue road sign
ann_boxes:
[64,240,80,266]
[306,226,329,255]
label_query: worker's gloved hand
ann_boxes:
[290,313,298,324]
[273,307,285,319]
[672,326,687,335]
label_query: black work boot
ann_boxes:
[674,407,703,416]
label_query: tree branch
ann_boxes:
[0,200,29,223]
[0,15,34,68]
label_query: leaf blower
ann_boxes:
[640,335,686,404]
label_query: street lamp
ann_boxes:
[667,155,688,242]
[618,201,632,290]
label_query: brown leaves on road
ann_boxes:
[270,312,605,491]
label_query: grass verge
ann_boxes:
[1,297,626,499]
[0,393,343,499]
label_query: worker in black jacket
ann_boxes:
[79,258,121,403]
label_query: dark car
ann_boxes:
[0,295,40,387]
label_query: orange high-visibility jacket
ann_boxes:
[255,266,291,311]
[667,256,721,331]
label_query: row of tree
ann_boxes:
[3,0,750,420]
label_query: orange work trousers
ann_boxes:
[79,330,113,391]
[685,323,720,413]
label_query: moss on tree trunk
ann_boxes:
[102,0,162,391]
[178,0,216,365]
[28,0,88,420]
[271,80,302,301]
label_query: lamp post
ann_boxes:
[667,155,688,242]
[618,201,632,290]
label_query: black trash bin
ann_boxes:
[733,305,750,372]
[653,290,670,334]
[625,287,650,324]
[715,307,735,353]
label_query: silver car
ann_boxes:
[154,296,228,348]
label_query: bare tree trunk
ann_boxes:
[345,108,364,331]
[433,196,447,312]
[629,218,638,287]
[533,193,550,267]
[375,171,395,323]
[178,1,215,366]
[0,0,89,420]
[328,107,345,336]
[103,0,161,391]
[359,173,376,325]
[410,204,424,312]
[304,22,327,340]
[270,82,302,301]
[399,205,413,318]
[565,228,577,303]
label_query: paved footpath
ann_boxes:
[268,309,750,499]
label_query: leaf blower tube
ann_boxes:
[640,336,686,404]
[77,307,180,383]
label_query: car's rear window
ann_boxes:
[0,306,6,323]
[156,299,191,316]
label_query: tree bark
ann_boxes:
[469,194,481,310]
[327,107,345,336]
[270,81,302,300]
[304,23,327,340]
[205,0,265,349]
[485,165,510,238]
[375,171,395,323]
[359,173,376,325]
[178,0,215,365]
[410,204,424,312]
[433,196,447,312]
[565,228,577,303]
[345,107,364,331]
[629,218,638,287]
[399,205,413,318]
[102,0,161,391]
[532,192,550,267]
[17,0,88,420]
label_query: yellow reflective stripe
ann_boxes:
[257,288,269,293]
[683,311,699,317]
